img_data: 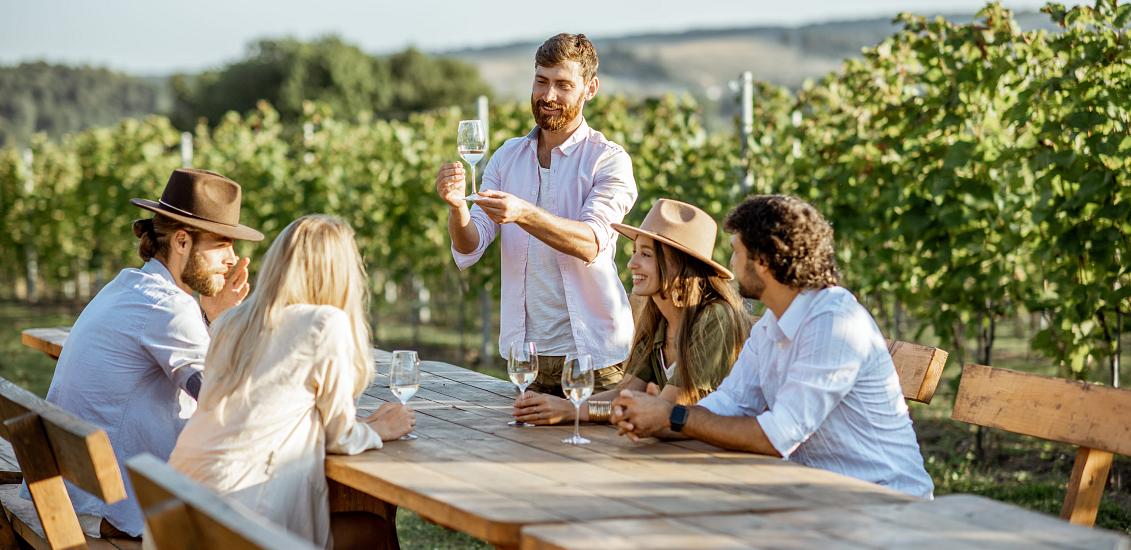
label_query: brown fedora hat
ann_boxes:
[612,199,733,280]
[130,168,264,241]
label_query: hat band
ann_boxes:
[158,199,236,227]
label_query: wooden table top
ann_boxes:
[521,494,1131,550]
[327,352,913,548]
[20,326,69,360]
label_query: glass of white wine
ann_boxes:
[507,341,539,427]
[390,350,420,441]
[561,354,594,445]
[457,119,486,201]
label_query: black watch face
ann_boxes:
[670,405,689,431]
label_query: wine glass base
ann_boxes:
[508,420,535,427]
[562,434,591,445]
[465,193,482,202]
[399,433,419,441]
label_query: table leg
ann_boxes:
[329,479,400,550]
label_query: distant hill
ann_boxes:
[443,12,1061,99]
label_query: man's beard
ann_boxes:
[182,249,225,297]
[531,96,583,132]
[738,269,765,301]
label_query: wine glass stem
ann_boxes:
[470,165,477,195]
[573,403,581,439]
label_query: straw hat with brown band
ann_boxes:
[611,198,732,280]
[130,168,264,242]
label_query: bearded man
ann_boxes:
[435,33,638,394]
[40,168,264,537]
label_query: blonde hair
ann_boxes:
[201,214,373,412]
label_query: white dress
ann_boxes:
[168,304,382,548]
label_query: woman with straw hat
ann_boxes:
[513,199,749,425]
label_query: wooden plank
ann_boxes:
[522,494,1131,550]
[19,328,69,360]
[4,413,86,549]
[888,339,948,404]
[0,378,126,503]
[0,437,22,483]
[127,454,317,550]
[1061,447,1114,526]
[952,364,1131,456]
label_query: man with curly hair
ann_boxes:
[611,194,933,498]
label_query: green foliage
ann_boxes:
[0,1,1127,381]
[171,37,491,128]
[0,62,162,147]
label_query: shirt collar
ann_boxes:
[774,290,818,343]
[142,259,180,290]
[524,118,591,157]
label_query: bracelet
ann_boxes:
[587,400,611,423]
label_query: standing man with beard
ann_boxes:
[611,195,935,499]
[435,33,637,394]
[38,168,264,538]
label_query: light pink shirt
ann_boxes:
[452,119,637,368]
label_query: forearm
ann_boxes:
[682,406,781,457]
[517,208,598,262]
[448,204,480,254]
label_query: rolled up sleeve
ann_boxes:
[755,313,864,458]
[452,155,501,270]
[138,295,208,395]
[579,147,636,259]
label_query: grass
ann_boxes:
[4,299,1130,546]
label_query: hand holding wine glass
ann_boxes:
[507,341,539,427]
[457,119,486,201]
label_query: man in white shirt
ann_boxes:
[38,169,265,537]
[435,33,637,394]
[611,195,934,498]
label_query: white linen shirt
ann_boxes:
[452,119,637,368]
[698,287,935,499]
[39,259,206,536]
[170,305,381,549]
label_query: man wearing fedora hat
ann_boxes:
[611,195,934,499]
[435,33,636,393]
[37,168,264,537]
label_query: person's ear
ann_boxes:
[172,229,192,253]
[585,76,599,101]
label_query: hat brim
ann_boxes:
[131,199,265,242]
[612,222,733,280]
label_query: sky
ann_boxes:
[1,0,1079,75]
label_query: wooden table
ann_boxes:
[20,327,69,360]
[522,494,1131,549]
[328,352,914,549]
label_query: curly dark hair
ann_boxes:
[723,195,839,290]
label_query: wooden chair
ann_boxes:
[126,454,316,550]
[952,364,1131,526]
[888,339,948,404]
[0,377,137,549]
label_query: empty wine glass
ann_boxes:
[507,341,539,427]
[561,355,594,445]
[390,350,420,440]
[457,119,486,201]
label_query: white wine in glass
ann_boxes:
[390,350,420,440]
[508,341,539,427]
[561,355,594,445]
[457,119,487,201]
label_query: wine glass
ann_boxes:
[507,341,539,427]
[389,350,420,440]
[561,354,594,445]
[457,120,486,201]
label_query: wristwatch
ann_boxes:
[669,404,690,432]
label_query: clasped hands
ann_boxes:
[611,382,676,441]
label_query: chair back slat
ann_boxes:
[128,454,317,550]
[888,339,948,404]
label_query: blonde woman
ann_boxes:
[513,199,749,425]
[168,215,413,549]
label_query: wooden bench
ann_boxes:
[888,339,948,404]
[952,364,1131,526]
[0,377,137,549]
[126,454,316,550]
